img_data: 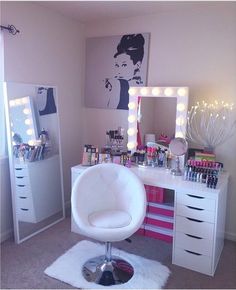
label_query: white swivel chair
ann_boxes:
[71,163,146,286]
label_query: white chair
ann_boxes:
[71,163,146,286]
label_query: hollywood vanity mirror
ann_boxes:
[4,82,65,243]
[127,86,189,166]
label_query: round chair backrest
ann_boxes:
[71,163,147,242]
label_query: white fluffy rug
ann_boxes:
[44,240,170,289]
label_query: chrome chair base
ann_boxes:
[82,255,134,286]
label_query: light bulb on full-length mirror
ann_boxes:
[23,108,30,115]
[28,140,35,146]
[22,97,29,104]
[15,99,22,106]
[9,100,15,107]
[26,129,34,135]
[24,118,32,125]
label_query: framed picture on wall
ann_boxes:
[85,33,150,110]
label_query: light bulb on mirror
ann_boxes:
[22,97,29,104]
[26,129,34,136]
[152,88,161,96]
[128,115,136,123]
[127,128,137,136]
[140,88,149,95]
[24,118,32,125]
[177,103,185,112]
[28,140,35,146]
[128,102,136,110]
[23,108,30,115]
[128,88,137,96]
[127,142,136,150]
[177,88,187,97]
[164,88,174,97]
[15,99,22,106]
[9,100,16,107]
[175,131,184,138]
[176,116,185,126]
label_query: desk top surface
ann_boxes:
[71,164,229,198]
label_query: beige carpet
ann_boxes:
[1,217,236,289]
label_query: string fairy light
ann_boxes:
[186,100,236,151]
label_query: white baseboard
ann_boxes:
[225,231,236,242]
[0,229,13,243]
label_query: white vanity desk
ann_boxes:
[71,164,229,276]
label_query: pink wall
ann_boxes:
[2,2,85,206]
[84,3,236,240]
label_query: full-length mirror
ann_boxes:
[4,82,65,243]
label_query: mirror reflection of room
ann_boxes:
[139,97,177,145]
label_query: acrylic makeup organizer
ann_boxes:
[184,159,221,189]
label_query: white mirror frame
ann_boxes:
[127,86,189,153]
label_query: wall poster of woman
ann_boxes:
[85,33,150,110]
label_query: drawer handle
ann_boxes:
[185,233,203,240]
[17,185,25,187]
[16,176,24,179]
[186,205,203,211]
[19,196,27,199]
[20,208,29,211]
[186,217,203,223]
[187,194,204,199]
[185,250,202,256]
[15,168,23,170]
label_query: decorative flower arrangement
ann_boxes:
[186,100,236,152]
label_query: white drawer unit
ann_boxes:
[15,183,32,198]
[16,206,36,224]
[176,192,216,211]
[71,164,229,276]
[173,182,228,276]
[14,165,29,177]
[175,215,214,239]
[176,203,215,223]
[173,247,212,275]
[16,195,34,209]
[15,175,30,185]
[174,231,213,256]
[13,155,62,223]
